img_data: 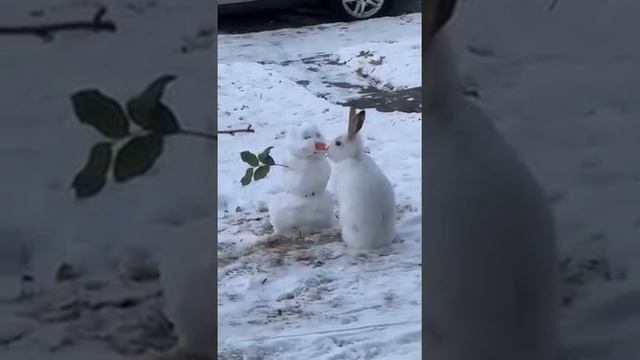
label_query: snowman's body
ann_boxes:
[281,155,331,197]
[269,125,335,236]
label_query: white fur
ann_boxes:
[269,124,334,235]
[327,119,396,250]
[423,28,557,360]
[158,219,215,359]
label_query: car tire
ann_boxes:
[328,0,394,21]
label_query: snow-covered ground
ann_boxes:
[1,1,215,359]
[451,1,640,359]
[217,13,422,360]
[219,0,640,359]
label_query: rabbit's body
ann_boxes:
[423,8,557,360]
[332,154,395,249]
[327,108,396,250]
[269,124,335,236]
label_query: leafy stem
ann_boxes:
[95,126,220,145]
[70,74,220,199]
[177,128,217,141]
[239,146,287,185]
[70,74,270,198]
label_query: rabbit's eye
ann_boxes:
[303,133,311,140]
[335,140,342,146]
[316,132,321,138]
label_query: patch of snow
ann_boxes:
[218,13,422,104]
[335,39,422,91]
[218,14,422,360]
[450,0,640,359]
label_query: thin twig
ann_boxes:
[0,6,116,40]
[218,124,255,135]
[548,0,560,12]
[177,125,255,141]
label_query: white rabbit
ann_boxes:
[326,107,395,249]
[423,1,557,360]
[269,124,334,236]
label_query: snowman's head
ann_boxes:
[286,124,328,160]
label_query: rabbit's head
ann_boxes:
[286,124,328,160]
[327,106,366,163]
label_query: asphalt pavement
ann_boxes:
[218,0,421,34]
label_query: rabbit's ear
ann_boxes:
[349,106,356,122]
[348,110,365,140]
[348,106,358,139]
[354,110,365,134]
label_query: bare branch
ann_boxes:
[218,124,255,136]
[0,6,116,40]
[176,125,255,142]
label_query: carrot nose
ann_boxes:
[315,142,327,151]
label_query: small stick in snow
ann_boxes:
[0,6,116,41]
[176,125,255,141]
[218,124,255,136]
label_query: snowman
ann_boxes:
[268,124,335,237]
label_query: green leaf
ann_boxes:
[253,165,270,181]
[240,151,258,167]
[126,98,150,129]
[149,102,181,134]
[126,74,177,130]
[72,90,129,138]
[260,155,275,166]
[113,133,164,183]
[260,146,274,156]
[143,74,177,101]
[258,146,275,165]
[241,168,253,186]
[72,142,112,198]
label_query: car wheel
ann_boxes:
[329,0,394,21]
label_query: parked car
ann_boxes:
[218,0,395,21]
